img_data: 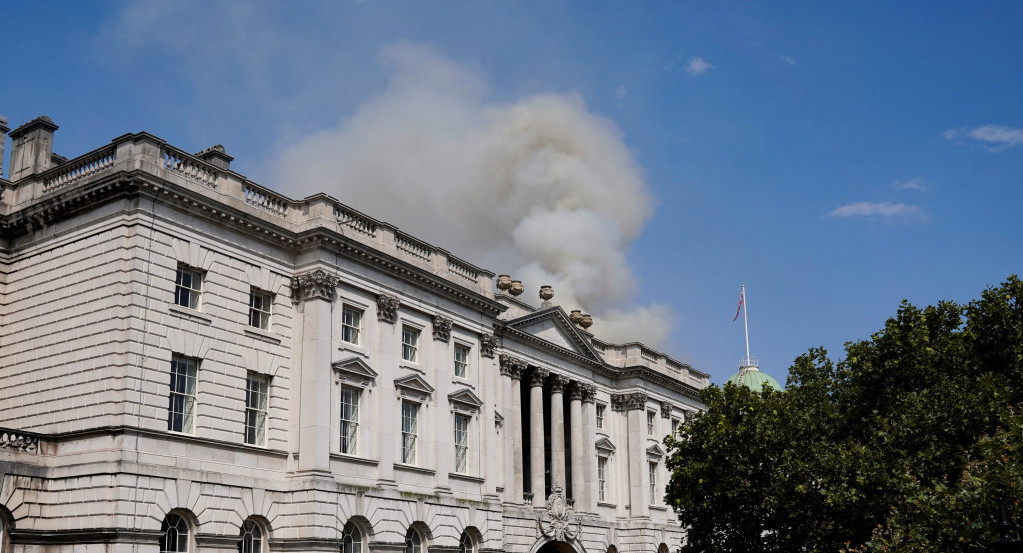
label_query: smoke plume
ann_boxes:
[274,44,673,347]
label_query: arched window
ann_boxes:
[341,521,363,553]
[160,513,190,553]
[240,519,264,553]
[457,532,474,553]
[404,527,422,553]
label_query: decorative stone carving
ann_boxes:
[496,274,512,291]
[376,294,400,323]
[539,285,554,308]
[568,382,584,401]
[569,310,584,325]
[509,280,524,296]
[432,315,452,342]
[479,333,497,358]
[579,383,597,404]
[0,430,39,453]
[499,354,523,379]
[528,367,551,388]
[549,374,570,393]
[579,313,593,330]
[661,400,673,419]
[611,392,648,412]
[291,269,338,303]
[536,486,579,542]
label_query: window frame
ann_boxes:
[174,264,204,310]
[596,403,606,429]
[341,521,363,553]
[646,410,656,435]
[341,305,363,346]
[245,373,269,446]
[248,288,273,330]
[339,385,360,455]
[597,456,608,503]
[401,326,420,363]
[168,356,198,434]
[160,513,191,553]
[401,399,420,465]
[239,518,264,553]
[404,527,422,553]
[649,461,658,505]
[458,532,474,553]
[453,413,470,473]
[453,343,470,379]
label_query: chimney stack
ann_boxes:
[8,116,58,182]
[0,116,9,179]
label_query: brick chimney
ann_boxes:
[8,116,59,182]
[0,116,9,180]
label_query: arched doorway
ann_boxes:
[536,541,576,553]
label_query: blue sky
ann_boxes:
[4,2,1022,386]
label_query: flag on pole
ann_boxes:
[733,289,744,321]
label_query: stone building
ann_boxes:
[0,116,708,553]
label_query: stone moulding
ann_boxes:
[432,315,453,342]
[611,392,649,412]
[376,294,400,323]
[0,429,39,453]
[536,486,579,542]
[291,269,338,303]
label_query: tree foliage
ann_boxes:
[665,276,1023,553]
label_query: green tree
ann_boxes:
[665,276,1023,553]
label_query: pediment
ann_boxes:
[503,307,603,363]
[448,388,484,412]
[332,357,378,385]
[394,374,435,400]
[595,436,617,456]
[646,443,665,459]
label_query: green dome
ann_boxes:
[727,368,782,392]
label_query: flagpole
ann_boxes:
[742,285,750,363]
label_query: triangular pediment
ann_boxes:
[503,307,603,362]
[332,357,378,384]
[646,443,665,459]
[448,388,484,411]
[394,374,435,399]
[595,436,617,456]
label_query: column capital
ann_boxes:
[549,374,570,393]
[579,383,597,404]
[291,269,338,303]
[611,392,648,412]
[528,367,550,388]
[568,381,585,401]
[376,294,400,323]
[499,354,523,380]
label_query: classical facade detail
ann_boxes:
[479,332,497,358]
[661,400,673,419]
[611,392,649,412]
[549,374,570,393]
[579,383,597,404]
[432,315,453,342]
[376,294,400,323]
[536,486,580,542]
[528,367,551,388]
[499,354,523,379]
[291,269,338,302]
[568,382,585,401]
[0,430,38,453]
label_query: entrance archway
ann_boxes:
[536,541,577,553]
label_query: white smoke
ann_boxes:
[274,43,673,347]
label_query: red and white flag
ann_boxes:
[733,289,745,321]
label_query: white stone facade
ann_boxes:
[0,117,708,553]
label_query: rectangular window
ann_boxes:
[598,456,608,503]
[453,344,469,379]
[245,373,269,445]
[671,418,680,435]
[596,404,605,429]
[341,306,362,345]
[340,386,360,454]
[402,326,419,363]
[647,410,656,435]
[249,288,273,330]
[649,462,658,504]
[401,400,419,464]
[168,356,197,433]
[454,414,470,473]
[174,265,203,309]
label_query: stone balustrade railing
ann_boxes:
[592,340,709,385]
[162,145,219,189]
[335,204,378,237]
[395,232,432,261]
[243,182,290,218]
[0,428,40,453]
[42,144,116,193]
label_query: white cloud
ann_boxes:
[779,55,797,66]
[272,43,674,347]
[828,201,925,220]
[944,125,1023,151]
[893,178,926,192]
[685,57,712,75]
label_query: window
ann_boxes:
[647,410,655,435]
[458,532,473,553]
[168,356,197,433]
[340,386,360,455]
[249,288,272,330]
[402,327,419,363]
[596,404,605,429]
[240,519,263,553]
[160,513,190,553]
[174,264,203,309]
[404,528,422,553]
[454,414,470,473]
[453,344,469,378]
[597,457,608,503]
[649,462,658,504]
[671,418,680,435]
[401,400,419,464]
[245,374,269,446]
[341,521,363,553]
[341,306,362,345]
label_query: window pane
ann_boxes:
[169,357,197,433]
[340,387,360,454]
[245,374,269,445]
[342,307,362,345]
[402,327,418,362]
[454,414,469,473]
[402,401,419,464]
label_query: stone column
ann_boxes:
[549,374,570,492]
[293,269,339,474]
[500,355,525,504]
[568,382,586,510]
[528,367,550,507]
[580,384,598,513]
[614,392,650,519]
